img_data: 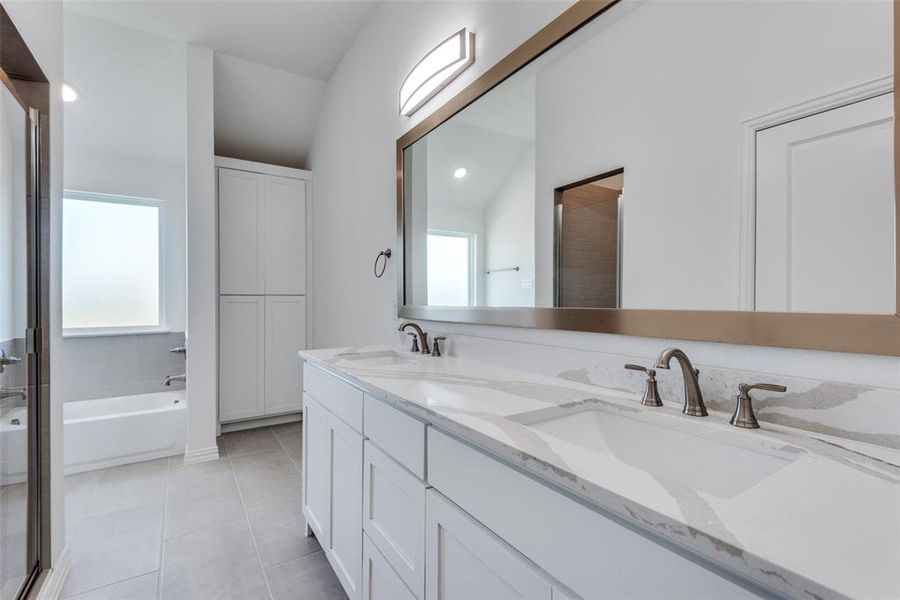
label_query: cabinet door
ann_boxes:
[264,175,307,294]
[218,296,265,422]
[363,441,425,597]
[218,168,264,294]
[363,534,417,600]
[425,489,551,600]
[302,394,330,541]
[327,412,364,600]
[264,296,306,415]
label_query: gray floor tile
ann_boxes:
[221,427,282,457]
[64,571,159,599]
[85,459,167,517]
[231,451,300,505]
[165,468,245,540]
[161,519,268,600]
[245,488,319,567]
[62,504,163,597]
[272,425,302,467]
[266,551,346,600]
[65,470,105,541]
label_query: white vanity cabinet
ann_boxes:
[301,362,766,600]
[217,158,311,425]
[425,489,553,600]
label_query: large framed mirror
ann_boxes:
[397,0,900,355]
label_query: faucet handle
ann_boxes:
[431,336,446,357]
[407,331,420,353]
[730,382,787,429]
[624,364,663,407]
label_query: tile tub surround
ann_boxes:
[301,346,900,600]
[61,424,343,600]
[60,332,186,403]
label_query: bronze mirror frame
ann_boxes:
[396,0,900,356]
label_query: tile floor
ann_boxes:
[62,422,347,599]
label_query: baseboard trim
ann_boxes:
[35,544,70,600]
[183,445,220,465]
[220,412,301,433]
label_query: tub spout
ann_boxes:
[162,374,186,387]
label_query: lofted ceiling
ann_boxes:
[63,0,378,81]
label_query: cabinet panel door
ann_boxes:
[302,394,330,541]
[363,534,418,600]
[218,296,265,422]
[425,489,551,600]
[363,441,425,597]
[264,296,306,415]
[264,175,307,294]
[329,412,364,600]
[218,168,264,294]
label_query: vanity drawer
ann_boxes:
[364,396,426,479]
[426,428,760,600]
[304,363,363,433]
[363,441,426,598]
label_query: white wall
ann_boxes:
[64,11,187,332]
[484,146,534,307]
[4,0,66,573]
[309,0,571,346]
[214,53,326,169]
[0,88,26,343]
[308,0,900,445]
[184,44,219,463]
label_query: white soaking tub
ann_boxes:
[64,389,186,473]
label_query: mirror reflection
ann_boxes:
[404,0,895,314]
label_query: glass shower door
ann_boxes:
[0,77,37,600]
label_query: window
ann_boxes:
[63,191,164,334]
[426,230,474,306]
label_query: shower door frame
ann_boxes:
[0,4,52,598]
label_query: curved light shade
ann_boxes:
[400,28,474,117]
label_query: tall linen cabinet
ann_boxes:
[216,157,311,424]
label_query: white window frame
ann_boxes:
[427,229,476,307]
[62,189,168,337]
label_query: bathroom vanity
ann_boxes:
[299,347,900,600]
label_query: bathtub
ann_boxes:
[64,389,186,474]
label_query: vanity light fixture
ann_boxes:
[453,167,467,179]
[399,28,475,117]
[61,82,79,103]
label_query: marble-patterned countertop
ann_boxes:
[299,346,900,600]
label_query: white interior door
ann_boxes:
[264,295,306,415]
[264,175,307,295]
[755,92,895,313]
[218,168,264,294]
[218,295,265,422]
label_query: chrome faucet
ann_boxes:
[398,322,430,354]
[655,348,707,417]
[0,387,26,403]
[162,374,186,387]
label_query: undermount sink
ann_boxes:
[334,350,421,367]
[510,402,804,499]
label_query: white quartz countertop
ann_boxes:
[299,346,900,600]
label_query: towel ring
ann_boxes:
[373,248,392,278]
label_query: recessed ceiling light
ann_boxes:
[453,167,467,179]
[62,83,79,103]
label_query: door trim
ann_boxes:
[738,75,894,310]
